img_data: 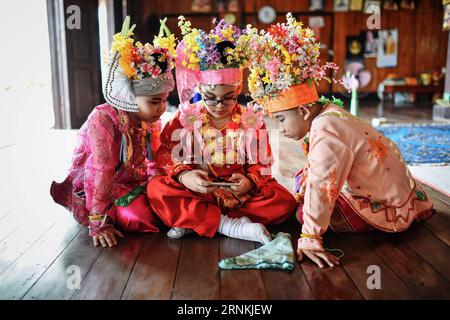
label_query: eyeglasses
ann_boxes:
[201,93,237,106]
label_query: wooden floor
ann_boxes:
[0,102,449,300]
[0,208,449,300]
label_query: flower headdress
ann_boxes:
[248,13,348,113]
[103,16,176,112]
[175,16,258,103]
[178,16,254,71]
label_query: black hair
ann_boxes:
[151,53,168,73]
[215,41,235,65]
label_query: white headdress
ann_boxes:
[103,16,176,112]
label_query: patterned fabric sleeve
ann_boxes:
[85,109,120,236]
[155,112,195,180]
[298,128,354,251]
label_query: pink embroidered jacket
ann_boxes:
[296,103,433,251]
[61,104,161,235]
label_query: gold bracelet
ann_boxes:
[301,233,323,241]
[89,214,105,222]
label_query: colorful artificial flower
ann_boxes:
[241,102,264,130]
[110,17,137,79]
[110,16,176,80]
[179,102,204,130]
[247,13,349,104]
[177,16,257,71]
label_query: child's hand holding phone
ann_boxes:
[227,173,255,196]
[178,169,218,194]
[209,181,240,187]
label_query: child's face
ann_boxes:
[200,84,240,120]
[274,106,312,141]
[134,92,169,122]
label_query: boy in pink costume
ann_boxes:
[248,14,433,268]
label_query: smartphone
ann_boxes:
[209,182,240,187]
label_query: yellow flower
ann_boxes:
[285,65,291,75]
[281,48,291,64]
[221,27,234,41]
[153,33,177,57]
[111,33,134,54]
[248,72,258,92]
[178,15,192,35]
[110,33,137,79]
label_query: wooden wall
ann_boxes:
[127,0,447,94]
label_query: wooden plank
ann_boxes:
[22,227,103,300]
[259,219,314,300]
[71,233,145,300]
[0,214,64,275]
[0,208,12,221]
[330,233,418,300]
[0,216,82,299]
[219,237,267,300]
[121,232,181,300]
[370,232,450,299]
[172,235,219,300]
[257,242,314,300]
[285,222,364,300]
[0,211,22,242]
[300,258,364,300]
[0,144,14,150]
[399,225,450,282]
[276,217,363,300]
[422,214,450,247]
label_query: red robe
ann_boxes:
[147,103,297,237]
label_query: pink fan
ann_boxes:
[342,61,371,92]
[341,61,372,116]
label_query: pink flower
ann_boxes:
[141,62,153,73]
[179,102,203,130]
[151,66,161,78]
[241,102,263,130]
[265,57,281,81]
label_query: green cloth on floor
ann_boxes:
[218,232,295,272]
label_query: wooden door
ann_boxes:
[64,0,103,128]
